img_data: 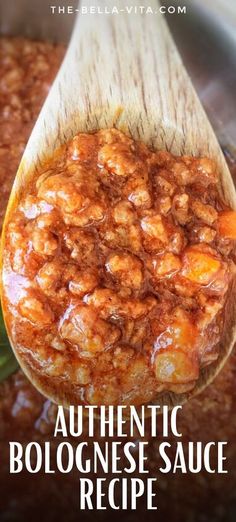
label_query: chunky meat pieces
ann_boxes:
[2,128,236,405]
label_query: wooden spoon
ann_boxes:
[1,0,236,409]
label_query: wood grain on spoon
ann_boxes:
[1,0,236,409]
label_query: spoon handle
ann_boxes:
[7,0,236,210]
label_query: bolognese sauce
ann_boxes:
[1,35,236,522]
[0,37,65,234]
[2,128,236,405]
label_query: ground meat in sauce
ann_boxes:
[1,36,236,522]
[0,37,65,233]
[2,127,236,406]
